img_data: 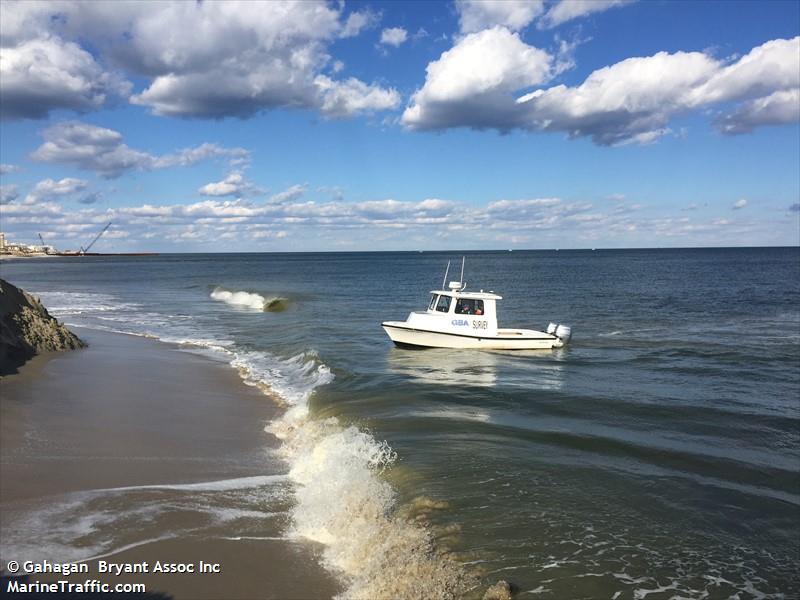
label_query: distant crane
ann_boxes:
[37,233,52,255]
[80,222,112,254]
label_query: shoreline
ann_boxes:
[0,254,55,260]
[0,327,341,599]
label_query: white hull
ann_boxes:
[382,322,563,350]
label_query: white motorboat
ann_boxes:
[382,259,572,350]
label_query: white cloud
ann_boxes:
[350,198,457,220]
[488,198,561,212]
[0,184,19,204]
[0,35,130,120]
[519,50,719,145]
[2,176,102,207]
[30,121,152,177]
[456,0,544,34]
[78,191,102,205]
[0,200,62,216]
[552,33,586,77]
[539,0,633,29]
[129,65,315,119]
[37,177,89,195]
[413,28,430,41]
[0,1,397,121]
[130,57,399,120]
[715,89,800,135]
[0,164,20,175]
[402,26,553,131]
[454,0,631,34]
[251,229,288,240]
[270,184,308,204]
[732,199,748,210]
[314,76,400,118]
[121,2,394,119]
[2,191,797,249]
[404,35,800,144]
[199,172,262,197]
[380,27,408,47]
[30,121,249,178]
[98,196,461,228]
[521,37,799,144]
[23,177,88,204]
[198,177,236,198]
[486,198,594,228]
[416,198,456,214]
[340,9,381,38]
[613,128,673,147]
[153,143,250,169]
[687,37,800,107]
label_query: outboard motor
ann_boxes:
[547,322,572,343]
[555,324,572,343]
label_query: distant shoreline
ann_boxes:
[0,254,52,260]
[1,246,798,259]
[0,253,159,259]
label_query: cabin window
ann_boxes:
[455,299,484,315]
[428,294,438,311]
[435,295,452,313]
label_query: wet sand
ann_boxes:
[0,328,340,599]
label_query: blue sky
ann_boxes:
[0,0,798,252]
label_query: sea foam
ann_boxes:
[277,417,469,599]
[1,475,290,566]
[211,287,268,310]
[230,350,470,599]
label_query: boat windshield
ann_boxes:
[455,298,484,315]
[435,295,451,313]
[428,294,438,311]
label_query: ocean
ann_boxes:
[2,247,798,599]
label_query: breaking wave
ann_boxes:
[210,287,289,312]
[230,352,471,599]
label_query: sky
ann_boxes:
[0,0,798,252]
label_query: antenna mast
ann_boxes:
[459,256,465,284]
[441,260,451,289]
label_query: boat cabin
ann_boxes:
[402,284,503,337]
[429,293,487,316]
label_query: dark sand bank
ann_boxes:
[1,328,340,599]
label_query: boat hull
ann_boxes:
[382,323,563,350]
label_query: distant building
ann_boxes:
[0,233,54,256]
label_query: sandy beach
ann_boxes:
[1,328,340,599]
